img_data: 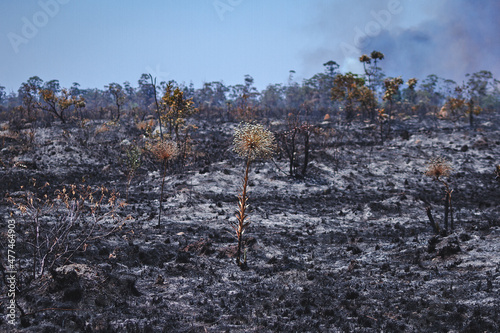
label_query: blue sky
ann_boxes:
[1,0,499,93]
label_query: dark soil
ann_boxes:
[1,114,499,332]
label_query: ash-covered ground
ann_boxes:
[1,114,499,332]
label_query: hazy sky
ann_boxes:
[1,0,499,93]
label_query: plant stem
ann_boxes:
[387,100,393,135]
[126,174,132,203]
[380,121,384,144]
[448,190,454,231]
[469,98,474,128]
[440,179,453,233]
[149,75,163,140]
[444,193,449,232]
[301,128,310,177]
[426,206,440,234]
[236,156,251,266]
[158,159,167,227]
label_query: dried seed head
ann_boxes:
[359,54,371,63]
[149,140,179,161]
[233,123,276,161]
[425,157,452,179]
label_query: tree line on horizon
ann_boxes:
[1,51,499,128]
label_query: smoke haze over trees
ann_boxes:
[1,0,499,93]
[302,0,500,86]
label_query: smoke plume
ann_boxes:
[303,0,500,83]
